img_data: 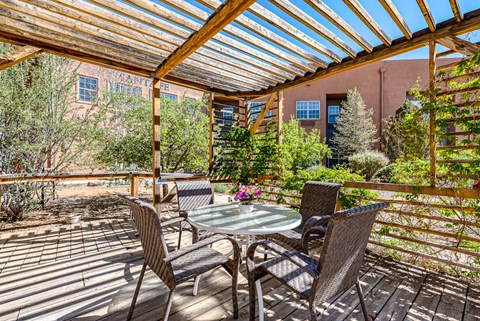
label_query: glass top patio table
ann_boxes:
[187,203,301,235]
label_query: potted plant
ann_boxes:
[233,185,261,213]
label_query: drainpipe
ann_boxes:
[379,67,386,136]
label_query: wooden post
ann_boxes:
[429,41,437,187]
[277,91,284,145]
[250,93,277,136]
[152,78,162,213]
[130,175,139,197]
[208,92,214,170]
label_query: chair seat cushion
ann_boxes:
[171,247,230,283]
[258,251,319,298]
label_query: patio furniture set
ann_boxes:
[119,180,388,321]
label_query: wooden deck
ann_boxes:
[0,217,479,321]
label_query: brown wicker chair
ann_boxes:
[118,195,240,321]
[266,181,341,254]
[247,202,389,321]
[175,179,215,243]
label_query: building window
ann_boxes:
[249,101,272,121]
[296,101,320,119]
[109,82,142,96]
[328,105,340,124]
[78,75,98,103]
[223,107,234,125]
[161,93,177,102]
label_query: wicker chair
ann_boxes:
[118,195,240,321]
[175,179,215,243]
[266,181,341,254]
[247,202,389,321]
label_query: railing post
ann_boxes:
[130,174,139,197]
[152,78,162,213]
[429,41,437,187]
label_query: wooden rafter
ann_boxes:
[115,0,305,76]
[436,36,480,57]
[449,0,463,23]
[437,40,480,58]
[416,0,436,32]
[198,0,336,64]
[343,0,392,46]
[154,0,318,73]
[269,0,354,59]
[0,44,41,70]
[250,94,277,136]
[303,0,372,53]
[227,8,480,96]
[378,0,412,39]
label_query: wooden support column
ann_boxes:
[277,91,284,145]
[208,92,215,171]
[130,175,139,197]
[152,78,162,212]
[429,41,437,187]
[250,93,276,136]
[0,45,42,71]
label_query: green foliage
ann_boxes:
[281,166,378,209]
[389,158,430,185]
[374,163,397,183]
[213,183,234,193]
[348,151,389,181]
[381,99,429,161]
[280,116,331,173]
[93,92,209,173]
[0,44,101,221]
[332,88,378,158]
[215,122,278,185]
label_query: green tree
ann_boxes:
[0,44,100,221]
[93,90,210,173]
[280,117,331,173]
[332,88,378,158]
[381,99,429,161]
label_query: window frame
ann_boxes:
[296,100,321,120]
[77,75,98,104]
[327,105,340,124]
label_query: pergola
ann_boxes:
[0,1,479,222]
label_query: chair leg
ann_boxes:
[309,304,317,321]
[356,280,369,321]
[127,261,147,321]
[255,280,264,321]
[231,262,239,319]
[193,275,201,296]
[163,289,175,321]
[177,221,183,249]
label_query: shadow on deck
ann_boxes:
[0,217,478,321]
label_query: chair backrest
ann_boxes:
[313,202,389,303]
[299,181,341,223]
[118,194,175,288]
[175,180,214,213]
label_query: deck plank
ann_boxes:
[0,218,475,321]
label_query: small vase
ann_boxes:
[239,204,254,213]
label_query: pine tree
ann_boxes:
[332,88,378,158]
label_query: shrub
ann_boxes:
[213,183,234,193]
[374,163,397,183]
[348,151,389,181]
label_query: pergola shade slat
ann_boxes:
[0,0,477,94]
[0,44,41,70]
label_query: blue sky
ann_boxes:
[160,0,479,61]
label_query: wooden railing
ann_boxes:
[261,178,480,275]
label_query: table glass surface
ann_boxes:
[187,203,301,235]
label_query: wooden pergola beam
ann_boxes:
[155,0,258,79]
[250,93,276,136]
[449,0,463,23]
[436,40,480,58]
[378,0,412,39]
[304,0,373,53]
[226,8,480,97]
[0,45,41,70]
[343,0,392,46]
[416,0,436,32]
[436,36,480,57]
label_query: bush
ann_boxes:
[348,151,389,181]
[213,183,234,193]
[374,163,397,183]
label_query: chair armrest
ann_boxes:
[165,234,240,263]
[160,217,185,228]
[246,240,319,278]
[301,215,331,235]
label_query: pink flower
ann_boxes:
[473,181,480,190]
[254,189,261,197]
